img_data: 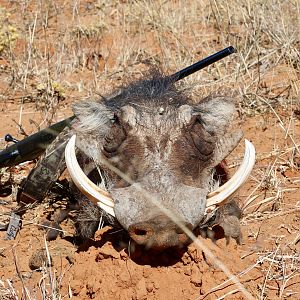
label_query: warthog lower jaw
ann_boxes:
[65,135,255,217]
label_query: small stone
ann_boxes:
[29,248,52,270]
[181,252,192,265]
[70,279,82,296]
[190,265,202,287]
[96,245,120,260]
[66,255,75,265]
[183,266,192,276]
[294,156,300,169]
[146,281,155,292]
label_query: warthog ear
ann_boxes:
[195,96,236,136]
[195,96,243,165]
[72,100,115,160]
[72,100,114,135]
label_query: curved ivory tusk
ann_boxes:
[65,135,255,217]
[65,135,115,217]
[206,139,255,207]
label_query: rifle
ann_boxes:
[0,46,236,168]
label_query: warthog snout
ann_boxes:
[128,215,192,249]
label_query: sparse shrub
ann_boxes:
[35,81,65,102]
[0,7,18,54]
[34,81,66,122]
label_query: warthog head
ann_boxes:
[65,72,254,249]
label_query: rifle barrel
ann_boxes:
[171,46,236,81]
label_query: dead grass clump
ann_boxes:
[256,248,300,298]
[33,81,65,123]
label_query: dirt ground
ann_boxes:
[0,1,300,299]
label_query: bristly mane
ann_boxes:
[105,68,189,109]
[73,68,190,134]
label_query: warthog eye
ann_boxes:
[102,115,126,157]
[188,116,216,156]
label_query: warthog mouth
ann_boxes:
[64,135,255,218]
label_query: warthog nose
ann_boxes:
[128,224,154,245]
[128,215,192,249]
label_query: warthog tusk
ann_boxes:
[65,135,255,217]
[206,139,255,208]
[65,135,115,217]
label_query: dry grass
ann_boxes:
[1,0,299,117]
[0,0,300,299]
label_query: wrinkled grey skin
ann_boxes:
[71,73,243,248]
[21,71,243,249]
